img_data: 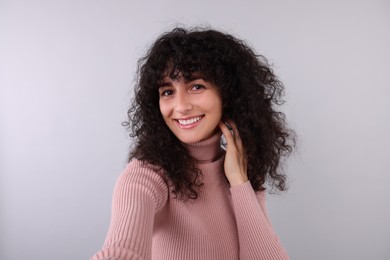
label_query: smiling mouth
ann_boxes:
[175,116,204,126]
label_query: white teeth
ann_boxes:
[177,116,202,125]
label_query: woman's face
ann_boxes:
[158,74,222,144]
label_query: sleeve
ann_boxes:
[90,160,169,260]
[230,181,289,260]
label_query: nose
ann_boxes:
[175,92,192,114]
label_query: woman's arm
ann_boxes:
[91,160,168,260]
[219,120,289,260]
[230,182,289,260]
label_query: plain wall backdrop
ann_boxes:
[1,0,389,259]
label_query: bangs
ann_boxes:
[151,29,219,86]
[159,60,208,83]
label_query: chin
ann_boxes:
[178,136,203,144]
[172,132,202,144]
[176,130,218,144]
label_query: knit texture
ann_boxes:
[91,132,289,260]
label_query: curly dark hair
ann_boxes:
[125,27,295,199]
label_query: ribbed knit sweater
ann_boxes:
[91,132,289,260]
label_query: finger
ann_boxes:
[225,120,240,139]
[218,121,236,145]
[226,121,248,163]
[224,120,245,151]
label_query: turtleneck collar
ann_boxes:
[183,130,225,163]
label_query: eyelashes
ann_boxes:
[161,90,173,96]
[191,84,205,91]
[159,84,206,97]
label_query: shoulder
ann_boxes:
[123,158,165,180]
[115,159,169,210]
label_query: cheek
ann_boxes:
[211,96,223,117]
[215,105,223,121]
[159,101,169,118]
[159,101,166,116]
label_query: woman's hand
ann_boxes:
[218,120,248,187]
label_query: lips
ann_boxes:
[174,116,204,129]
[177,116,203,125]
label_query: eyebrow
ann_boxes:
[158,76,204,88]
[158,81,173,88]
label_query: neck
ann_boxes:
[184,130,224,163]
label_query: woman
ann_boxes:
[91,27,294,260]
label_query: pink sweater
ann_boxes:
[91,132,289,260]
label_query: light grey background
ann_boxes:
[1,0,389,259]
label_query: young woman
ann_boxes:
[91,27,294,260]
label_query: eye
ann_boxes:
[191,84,205,91]
[160,89,173,96]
